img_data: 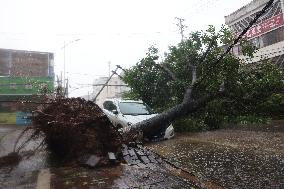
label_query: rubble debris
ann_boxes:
[85,155,101,168]
[108,152,116,161]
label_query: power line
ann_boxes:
[179,0,276,91]
[215,0,275,65]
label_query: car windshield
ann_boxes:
[118,102,154,115]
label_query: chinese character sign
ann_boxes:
[245,13,284,38]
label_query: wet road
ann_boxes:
[0,125,48,189]
[147,121,284,189]
[1,122,283,189]
[0,125,199,189]
[0,125,23,156]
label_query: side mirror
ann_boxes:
[112,110,118,115]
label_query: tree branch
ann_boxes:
[155,63,178,82]
[182,88,193,103]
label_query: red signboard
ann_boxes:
[245,13,284,38]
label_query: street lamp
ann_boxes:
[61,38,81,96]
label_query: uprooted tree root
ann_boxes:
[4,97,124,168]
[31,97,123,161]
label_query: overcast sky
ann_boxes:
[0,0,252,97]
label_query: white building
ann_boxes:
[225,0,284,65]
[92,76,130,106]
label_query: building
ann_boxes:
[92,76,130,107]
[0,48,54,125]
[0,48,54,99]
[225,0,284,65]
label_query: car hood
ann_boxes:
[123,114,157,124]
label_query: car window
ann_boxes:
[103,101,117,111]
[118,102,154,115]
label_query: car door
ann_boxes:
[102,101,119,126]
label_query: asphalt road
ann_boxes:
[3,122,282,189]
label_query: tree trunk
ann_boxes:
[131,92,218,136]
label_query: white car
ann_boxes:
[101,98,174,140]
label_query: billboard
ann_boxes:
[244,13,284,38]
[0,76,54,95]
[0,48,54,77]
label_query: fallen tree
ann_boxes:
[0,0,276,168]
[124,0,279,133]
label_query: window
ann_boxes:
[103,101,117,111]
[118,102,154,115]
[10,83,17,89]
[261,27,284,47]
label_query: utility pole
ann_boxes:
[175,17,187,41]
[93,65,120,103]
[107,61,111,96]
[63,40,66,89]
[62,38,81,97]
[65,78,69,97]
